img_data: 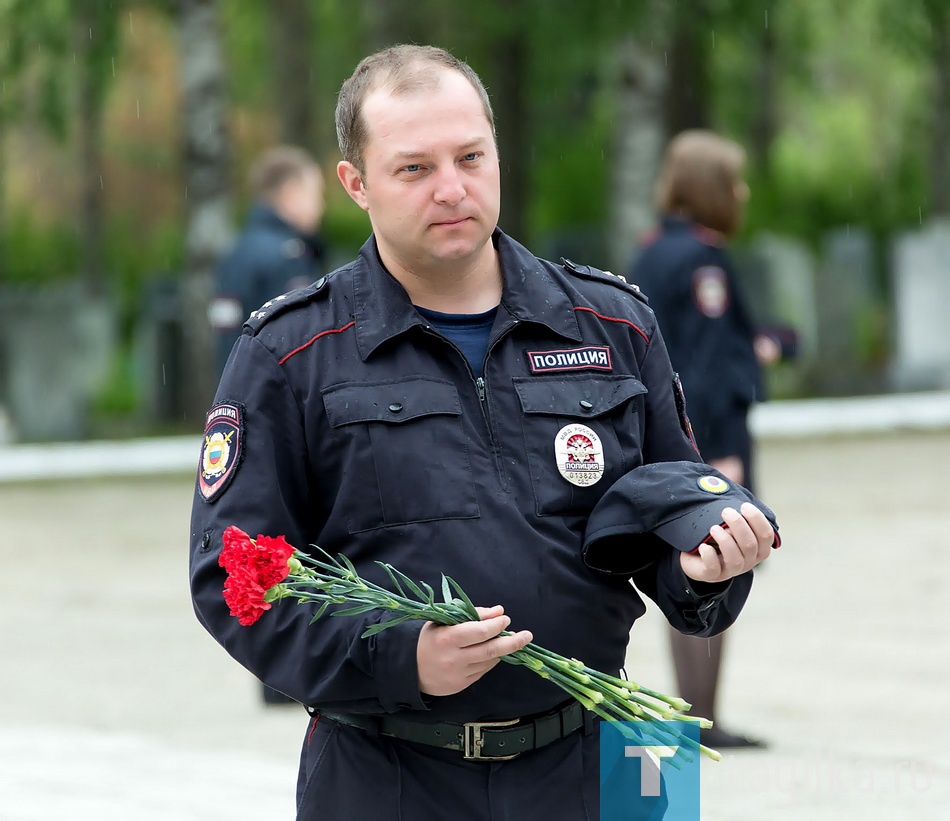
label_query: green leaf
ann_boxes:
[331,603,381,617]
[446,575,479,620]
[440,574,452,604]
[386,565,428,603]
[338,553,360,579]
[308,600,331,625]
[361,615,412,637]
[376,561,407,597]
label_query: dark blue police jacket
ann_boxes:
[212,203,325,373]
[190,228,753,724]
[630,216,763,460]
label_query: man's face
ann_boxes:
[277,167,325,235]
[338,68,501,275]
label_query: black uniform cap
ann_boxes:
[583,460,780,575]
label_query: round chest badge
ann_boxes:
[554,424,605,487]
[698,475,729,494]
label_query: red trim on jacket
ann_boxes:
[278,321,356,366]
[572,307,650,344]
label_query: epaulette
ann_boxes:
[560,257,649,305]
[243,275,330,334]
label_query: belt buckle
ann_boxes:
[462,718,521,761]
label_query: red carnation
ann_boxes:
[219,525,296,626]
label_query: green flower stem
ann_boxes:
[264,549,721,761]
[505,640,687,721]
[514,642,680,709]
[502,652,697,764]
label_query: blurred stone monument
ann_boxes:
[745,233,818,358]
[891,219,950,391]
[736,233,817,398]
[813,227,882,394]
[0,283,116,441]
[135,276,187,424]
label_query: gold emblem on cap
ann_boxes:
[698,475,729,494]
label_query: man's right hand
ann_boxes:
[416,605,533,697]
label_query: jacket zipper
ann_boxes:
[422,321,517,488]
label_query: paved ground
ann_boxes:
[2,429,948,819]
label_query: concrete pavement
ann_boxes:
[1,429,948,819]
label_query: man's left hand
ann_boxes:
[679,502,775,584]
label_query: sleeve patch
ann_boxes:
[197,401,246,503]
[672,374,699,454]
[691,266,729,318]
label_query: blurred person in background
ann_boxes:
[209,145,327,375]
[630,130,794,749]
[209,144,327,705]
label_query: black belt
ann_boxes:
[316,700,587,762]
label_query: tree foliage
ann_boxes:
[0,0,944,307]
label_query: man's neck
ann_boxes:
[380,244,503,314]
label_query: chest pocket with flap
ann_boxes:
[513,375,648,516]
[322,377,479,533]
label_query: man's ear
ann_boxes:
[337,161,369,211]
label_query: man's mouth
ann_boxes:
[432,216,471,227]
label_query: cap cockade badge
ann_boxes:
[697,474,729,494]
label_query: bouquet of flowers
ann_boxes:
[219,525,721,762]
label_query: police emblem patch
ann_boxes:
[554,423,605,487]
[692,266,729,318]
[198,401,245,502]
[697,475,729,494]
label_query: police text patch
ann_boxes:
[198,401,245,503]
[527,346,612,374]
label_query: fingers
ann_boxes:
[473,604,505,621]
[740,502,778,559]
[456,608,511,647]
[416,608,533,697]
[681,504,776,583]
[453,613,533,658]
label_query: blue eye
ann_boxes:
[404,164,421,173]
[462,153,478,162]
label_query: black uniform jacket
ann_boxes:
[631,216,763,460]
[212,203,325,372]
[190,228,753,724]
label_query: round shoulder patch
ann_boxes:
[697,475,729,494]
[692,266,729,318]
[198,402,245,502]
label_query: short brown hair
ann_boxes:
[335,44,495,176]
[248,145,319,201]
[653,130,746,236]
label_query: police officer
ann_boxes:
[630,129,785,749]
[208,145,327,374]
[190,47,775,820]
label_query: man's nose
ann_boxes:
[433,166,466,206]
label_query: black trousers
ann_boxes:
[295,715,669,820]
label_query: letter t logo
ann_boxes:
[624,746,678,796]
